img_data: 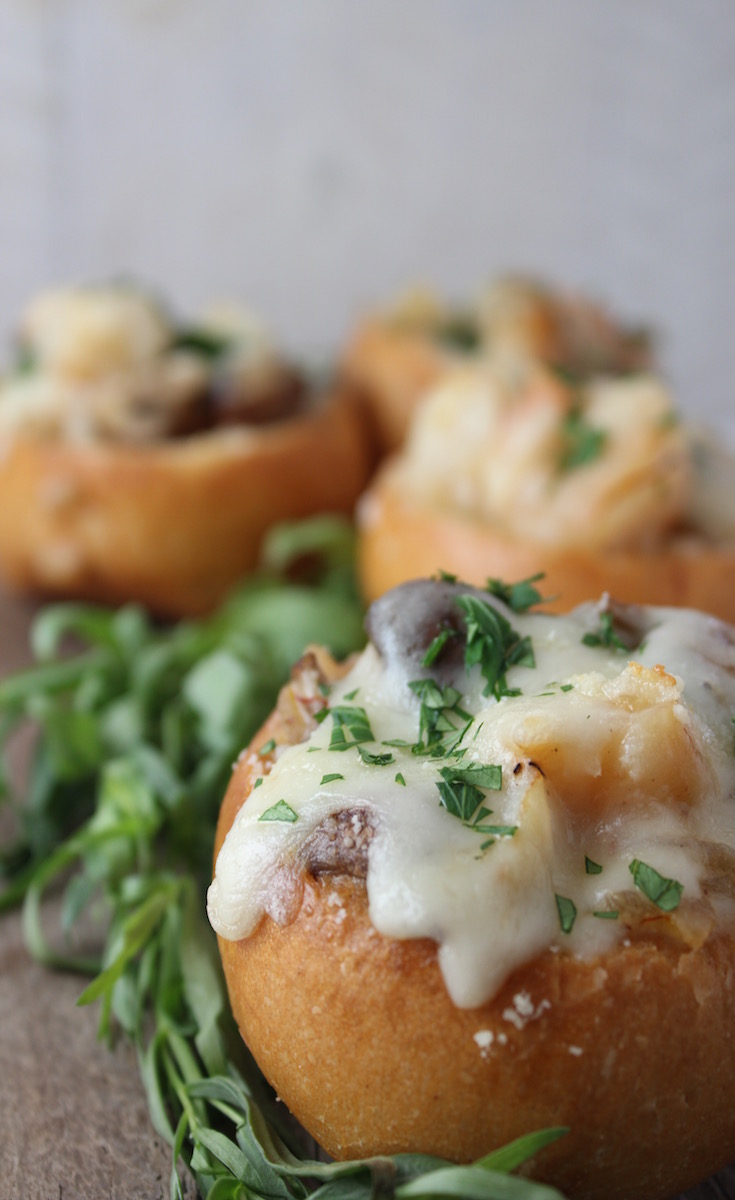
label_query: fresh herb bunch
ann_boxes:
[0,528,570,1199]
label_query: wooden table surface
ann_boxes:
[0,584,734,1200]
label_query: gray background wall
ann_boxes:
[1,0,734,434]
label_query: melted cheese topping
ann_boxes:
[397,364,699,551]
[207,589,735,1008]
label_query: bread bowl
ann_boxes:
[208,576,735,1200]
[0,283,372,616]
[342,276,652,452]
[357,359,735,622]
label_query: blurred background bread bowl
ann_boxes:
[0,283,373,616]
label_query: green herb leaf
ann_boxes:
[454,595,535,699]
[320,773,344,785]
[328,705,375,752]
[485,574,546,614]
[629,859,683,911]
[421,628,458,668]
[259,800,298,824]
[581,611,629,653]
[358,748,395,766]
[584,856,603,875]
[555,894,577,934]
[558,407,607,471]
[436,763,502,824]
[408,678,472,757]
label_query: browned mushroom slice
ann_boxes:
[90,352,210,441]
[210,353,308,427]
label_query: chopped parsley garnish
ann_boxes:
[395,772,406,786]
[474,823,517,839]
[435,569,458,583]
[358,747,395,766]
[585,856,603,875]
[455,594,535,699]
[437,773,485,822]
[253,777,263,789]
[593,910,619,920]
[443,762,503,790]
[328,705,375,751]
[408,678,472,756]
[258,738,276,756]
[581,611,629,653]
[555,894,577,934]
[435,313,481,352]
[171,326,232,359]
[558,407,607,472]
[259,800,298,824]
[560,683,574,693]
[629,859,683,911]
[421,627,458,668]
[320,773,344,785]
[343,688,359,701]
[436,763,502,823]
[485,573,546,614]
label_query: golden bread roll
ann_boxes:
[357,362,735,622]
[342,277,652,452]
[209,578,735,1200]
[0,284,373,615]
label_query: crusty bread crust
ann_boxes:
[214,655,735,1200]
[357,462,735,623]
[341,320,447,454]
[0,389,372,617]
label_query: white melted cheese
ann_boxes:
[207,593,735,1008]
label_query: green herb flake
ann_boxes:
[593,910,619,920]
[437,775,485,822]
[454,594,535,700]
[328,705,375,752]
[436,762,502,823]
[253,777,263,789]
[560,683,574,693]
[629,859,683,911]
[258,738,276,757]
[258,799,298,824]
[558,407,607,472]
[395,772,406,787]
[408,677,472,757]
[421,627,458,668]
[555,894,577,934]
[343,688,359,701]
[581,611,629,653]
[444,762,502,790]
[485,573,546,613]
[435,313,481,352]
[473,823,517,838]
[585,856,603,875]
[320,773,344,785]
[358,747,395,767]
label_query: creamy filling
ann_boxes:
[207,585,735,1008]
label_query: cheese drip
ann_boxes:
[208,585,735,1008]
